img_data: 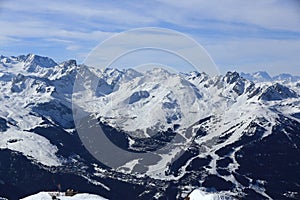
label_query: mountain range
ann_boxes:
[0,54,299,200]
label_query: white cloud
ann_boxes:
[46,38,73,44]
[0,0,154,26]
[0,35,20,45]
[0,0,299,75]
[156,0,300,32]
[66,45,80,51]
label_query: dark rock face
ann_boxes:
[235,116,300,200]
[95,79,114,96]
[11,74,27,93]
[224,71,240,84]
[17,111,300,199]
[259,83,298,101]
[32,100,74,129]
[248,87,261,99]
[223,71,249,95]
[0,117,8,132]
[128,90,150,104]
[202,175,234,191]
[2,108,300,200]
[233,80,245,95]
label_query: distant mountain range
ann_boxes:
[240,71,300,83]
[0,54,299,200]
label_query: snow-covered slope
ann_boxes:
[74,67,207,134]
[0,129,61,166]
[0,54,78,167]
[0,54,299,200]
[187,189,230,200]
[20,192,107,200]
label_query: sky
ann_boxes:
[0,0,300,75]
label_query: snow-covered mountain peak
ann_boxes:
[240,71,272,82]
[241,71,300,83]
[273,73,300,82]
[224,71,242,84]
[142,67,175,78]
[259,82,298,101]
[59,59,77,68]
[25,54,57,67]
[253,71,272,80]
[122,68,143,79]
[0,54,58,77]
[74,66,207,134]
[22,54,57,73]
[1,54,300,199]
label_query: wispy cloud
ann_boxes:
[66,45,81,51]
[0,0,299,74]
[155,0,300,32]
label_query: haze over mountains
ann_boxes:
[0,54,299,200]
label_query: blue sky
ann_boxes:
[0,0,300,75]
